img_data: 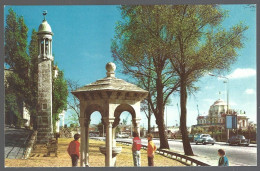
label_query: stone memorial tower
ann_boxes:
[37,11,54,143]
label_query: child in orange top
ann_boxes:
[147,133,156,166]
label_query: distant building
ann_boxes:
[193,99,249,131]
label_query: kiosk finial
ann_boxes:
[43,10,47,20]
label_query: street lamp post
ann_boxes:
[209,73,229,141]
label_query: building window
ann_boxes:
[243,120,245,127]
[42,103,47,110]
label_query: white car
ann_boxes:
[194,134,215,145]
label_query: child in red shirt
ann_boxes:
[132,131,142,166]
[67,133,80,167]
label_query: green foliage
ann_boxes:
[112,5,181,149]
[67,111,80,126]
[112,5,248,152]
[27,29,38,120]
[5,8,29,94]
[165,5,247,155]
[191,126,205,134]
[52,70,68,132]
[5,8,30,125]
[115,126,121,134]
[5,92,21,121]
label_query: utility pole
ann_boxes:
[197,104,200,117]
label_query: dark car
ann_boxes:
[228,135,250,146]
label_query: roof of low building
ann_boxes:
[212,99,227,106]
[72,62,148,94]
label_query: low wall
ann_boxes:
[23,130,37,159]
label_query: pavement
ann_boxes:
[92,137,257,166]
[5,125,33,159]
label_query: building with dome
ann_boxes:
[193,99,249,132]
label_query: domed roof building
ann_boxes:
[193,99,249,135]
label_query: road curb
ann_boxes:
[23,130,37,159]
[115,140,210,166]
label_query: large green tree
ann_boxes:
[112,5,247,154]
[139,57,156,134]
[5,8,30,125]
[112,6,180,149]
[161,5,248,155]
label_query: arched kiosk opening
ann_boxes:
[72,62,148,167]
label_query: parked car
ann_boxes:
[228,135,250,146]
[194,134,215,145]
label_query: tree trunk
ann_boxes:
[155,76,169,149]
[156,114,169,149]
[180,77,194,155]
[148,115,151,134]
[147,102,151,134]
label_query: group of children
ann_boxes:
[132,132,156,166]
[67,133,229,167]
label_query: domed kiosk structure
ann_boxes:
[72,62,148,167]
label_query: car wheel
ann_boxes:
[245,144,249,146]
[229,143,232,146]
[203,141,206,145]
[212,143,214,145]
[195,141,198,145]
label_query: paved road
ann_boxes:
[93,137,257,166]
[5,126,33,159]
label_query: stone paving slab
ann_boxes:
[5,125,33,159]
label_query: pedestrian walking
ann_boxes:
[132,131,142,166]
[147,133,157,166]
[218,149,229,166]
[67,133,80,167]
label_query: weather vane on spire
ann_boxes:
[43,10,47,20]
